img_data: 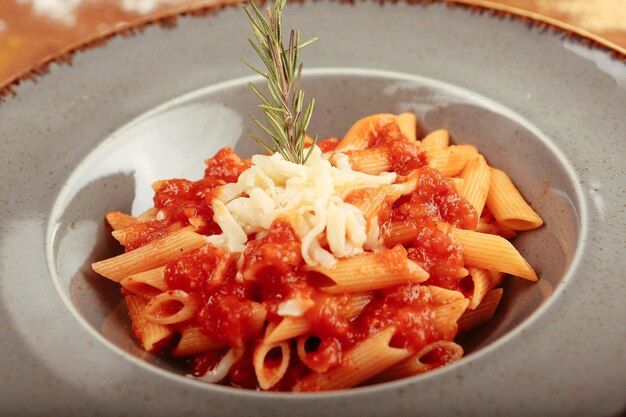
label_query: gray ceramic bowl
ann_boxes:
[1,1,625,416]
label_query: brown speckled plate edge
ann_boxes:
[1,0,625,102]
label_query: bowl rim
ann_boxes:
[0,0,625,103]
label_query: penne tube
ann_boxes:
[137,207,159,222]
[452,227,538,281]
[172,325,224,357]
[458,288,504,334]
[371,340,464,383]
[106,211,138,230]
[296,335,338,373]
[397,112,417,142]
[294,327,412,391]
[265,317,311,345]
[452,177,465,195]
[432,298,470,340]
[125,294,172,352]
[253,340,291,390]
[265,293,373,344]
[467,267,503,309]
[427,144,478,177]
[475,219,499,235]
[420,129,450,151]
[120,266,167,298]
[144,290,198,325]
[92,227,207,282]
[382,221,418,247]
[345,148,391,175]
[460,154,490,216]
[486,167,543,231]
[427,286,466,305]
[337,113,399,151]
[345,185,401,222]
[307,246,428,293]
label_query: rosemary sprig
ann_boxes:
[242,0,318,164]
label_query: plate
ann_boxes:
[0,1,625,416]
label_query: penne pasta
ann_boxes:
[106,211,139,230]
[307,246,428,293]
[452,227,538,281]
[337,113,399,151]
[345,185,401,223]
[427,144,478,177]
[265,293,372,344]
[460,154,490,216]
[125,294,172,352]
[345,148,391,175]
[253,340,291,390]
[172,325,223,357]
[486,167,543,231]
[92,227,207,282]
[467,267,503,309]
[458,288,504,334]
[120,266,167,298]
[294,327,412,391]
[144,290,198,325]
[432,298,470,340]
[420,129,449,151]
[397,112,417,142]
[371,340,464,383]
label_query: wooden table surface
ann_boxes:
[1,0,625,85]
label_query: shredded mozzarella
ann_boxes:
[208,146,396,267]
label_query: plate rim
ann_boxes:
[1,0,625,102]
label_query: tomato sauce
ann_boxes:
[147,137,474,389]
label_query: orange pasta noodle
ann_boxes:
[467,267,504,309]
[92,227,207,282]
[452,177,465,194]
[427,144,478,177]
[452,227,538,281]
[397,112,417,142]
[172,325,224,357]
[144,290,199,325]
[370,340,464,383]
[486,167,543,231]
[458,288,504,334]
[460,154,490,216]
[106,211,139,230]
[125,294,172,352]
[307,245,428,293]
[296,335,342,373]
[336,113,399,151]
[344,184,401,223]
[420,129,450,151]
[382,220,418,247]
[264,293,372,344]
[429,288,470,340]
[253,340,292,390]
[345,147,391,175]
[120,266,167,298]
[294,327,412,391]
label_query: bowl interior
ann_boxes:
[47,69,582,383]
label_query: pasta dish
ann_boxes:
[92,112,542,391]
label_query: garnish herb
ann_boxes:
[242,0,318,164]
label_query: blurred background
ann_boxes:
[1,0,625,85]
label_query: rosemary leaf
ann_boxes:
[242,0,317,164]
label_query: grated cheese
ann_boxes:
[206,146,396,267]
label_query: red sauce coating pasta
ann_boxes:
[94,114,541,391]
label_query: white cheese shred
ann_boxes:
[207,146,396,267]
